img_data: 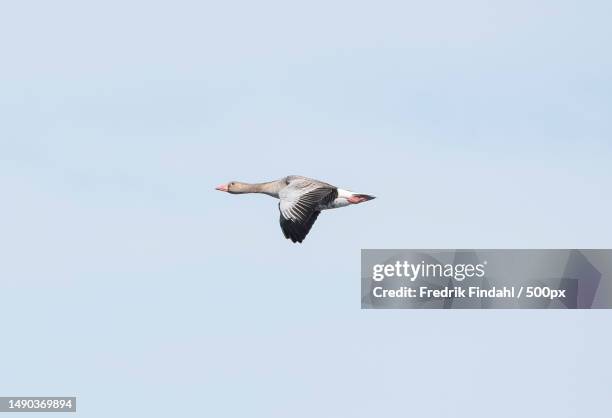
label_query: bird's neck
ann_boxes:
[241,181,282,198]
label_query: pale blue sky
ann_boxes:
[1,1,611,417]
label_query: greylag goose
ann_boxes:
[215,175,375,243]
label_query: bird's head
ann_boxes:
[215,181,249,194]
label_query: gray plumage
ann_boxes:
[278,176,339,243]
[216,175,375,243]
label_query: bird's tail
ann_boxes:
[348,194,376,204]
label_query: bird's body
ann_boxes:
[216,175,375,243]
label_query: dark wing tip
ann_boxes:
[279,211,321,244]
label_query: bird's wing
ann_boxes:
[278,178,338,243]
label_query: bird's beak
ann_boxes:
[215,184,229,192]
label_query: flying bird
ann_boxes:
[215,175,375,243]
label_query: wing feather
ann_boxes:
[278,178,338,243]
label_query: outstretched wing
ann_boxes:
[278,178,338,243]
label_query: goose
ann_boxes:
[215,175,375,243]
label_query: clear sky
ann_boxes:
[1,1,611,417]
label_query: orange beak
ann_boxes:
[215,184,229,192]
